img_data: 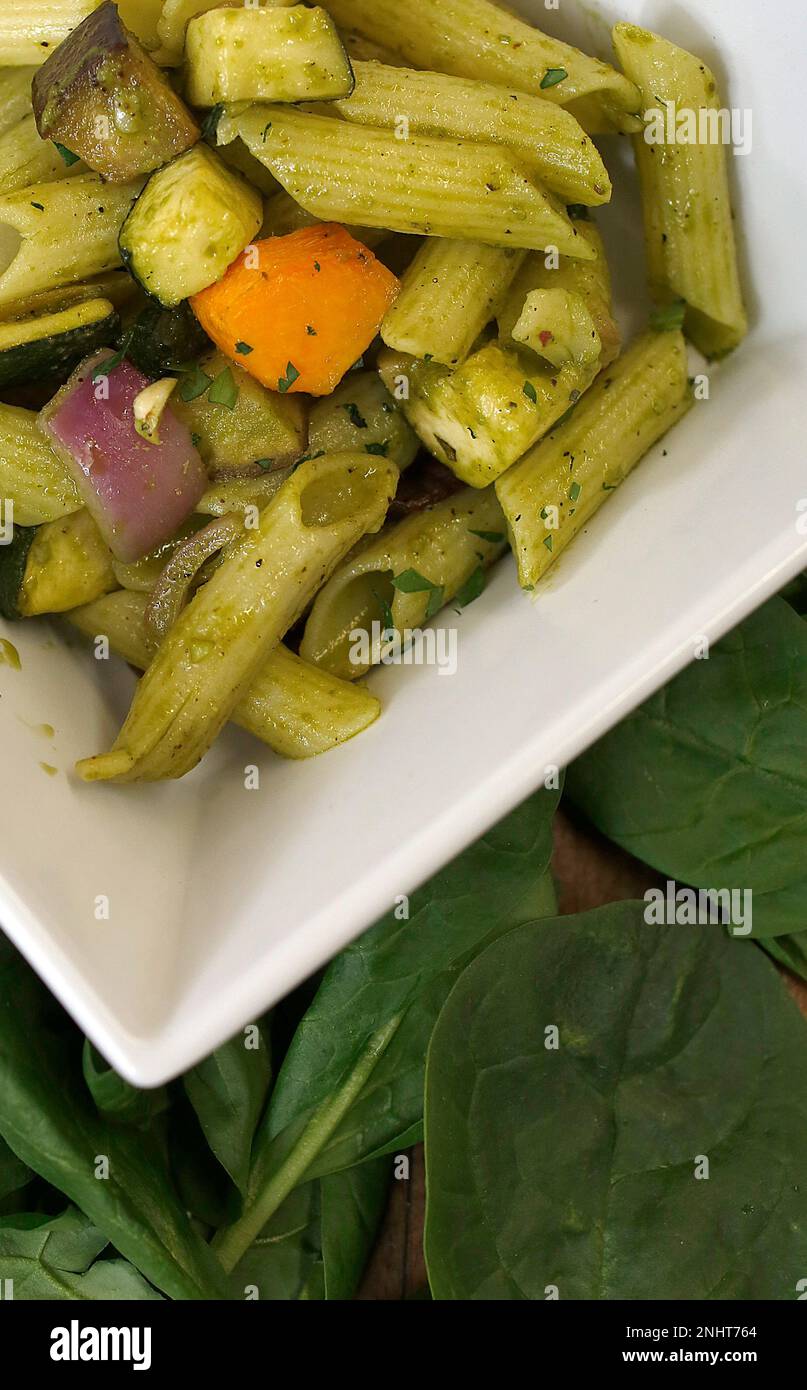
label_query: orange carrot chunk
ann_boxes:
[190,224,400,397]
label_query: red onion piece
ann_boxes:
[40,352,207,563]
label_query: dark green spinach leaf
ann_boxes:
[320,1158,389,1300]
[0,1207,161,1300]
[0,952,225,1300]
[424,904,807,1300]
[82,1042,168,1127]
[566,599,807,938]
[213,786,560,1270]
[183,1027,271,1196]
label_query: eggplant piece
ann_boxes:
[32,1,199,183]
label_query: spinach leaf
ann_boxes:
[83,1042,168,1127]
[213,786,560,1271]
[424,904,807,1300]
[0,1207,162,1300]
[320,1158,389,1300]
[183,1027,271,1196]
[228,1182,323,1301]
[566,599,807,938]
[0,1135,30,1200]
[0,951,225,1300]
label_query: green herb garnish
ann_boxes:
[543,535,553,552]
[469,529,505,544]
[523,381,538,404]
[278,362,300,393]
[234,341,253,356]
[540,67,568,89]
[256,458,275,471]
[456,566,485,608]
[201,104,225,141]
[208,367,238,410]
[179,365,214,402]
[54,142,80,167]
[392,568,445,619]
[343,403,368,429]
[569,481,581,502]
[365,442,388,456]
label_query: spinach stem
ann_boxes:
[212,1014,402,1271]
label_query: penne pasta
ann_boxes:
[612,23,747,358]
[0,67,38,135]
[495,329,693,589]
[0,113,85,195]
[68,589,382,760]
[300,486,508,679]
[497,218,621,368]
[0,0,100,65]
[260,186,387,249]
[0,401,82,525]
[321,0,641,132]
[76,451,398,782]
[226,105,596,257]
[0,174,142,308]
[327,61,612,207]
[378,340,600,488]
[381,239,526,368]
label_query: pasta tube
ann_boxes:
[328,62,612,207]
[68,589,382,760]
[0,113,85,194]
[307,372,419,470]
[260,187,386,249]
[378,342,599,488]
[301,487,507,679]
[497,218,621,368]
[612,23,747,358]
[0,0,99,65]
[0,67,38,135]
[0,401,81,525]
[227,105,596,258]
[381,240,526,368]
[321,0,640,131]
[76,451,398,782]
[495,329,694,589]
[0,174,142,308]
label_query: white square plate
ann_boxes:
[1,0,805,1085]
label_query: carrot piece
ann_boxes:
[190,224,400,397]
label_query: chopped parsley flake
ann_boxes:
[54,142,79,166]
[456,566,485,608]
[234,341,253,355]
[208,366,238,410]
[469,529,505,544]
[540,67,568,89]
[523,381,538,403]
[278,361,300,393]
[343,403,368,429]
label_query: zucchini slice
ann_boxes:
[17,508,117,617]
[0,523,37,621]
[185,6,355,106]
[119,146,263,307]
[32,1,200,183]
[0,297,119,388]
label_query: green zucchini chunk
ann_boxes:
[0,524,37,621]
[118,145,263,307]
[0,298,119,389]
[32,0,200,183]
[123,302,211,378]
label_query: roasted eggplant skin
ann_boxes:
[122,303,211,379]
[32,2,199,183]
